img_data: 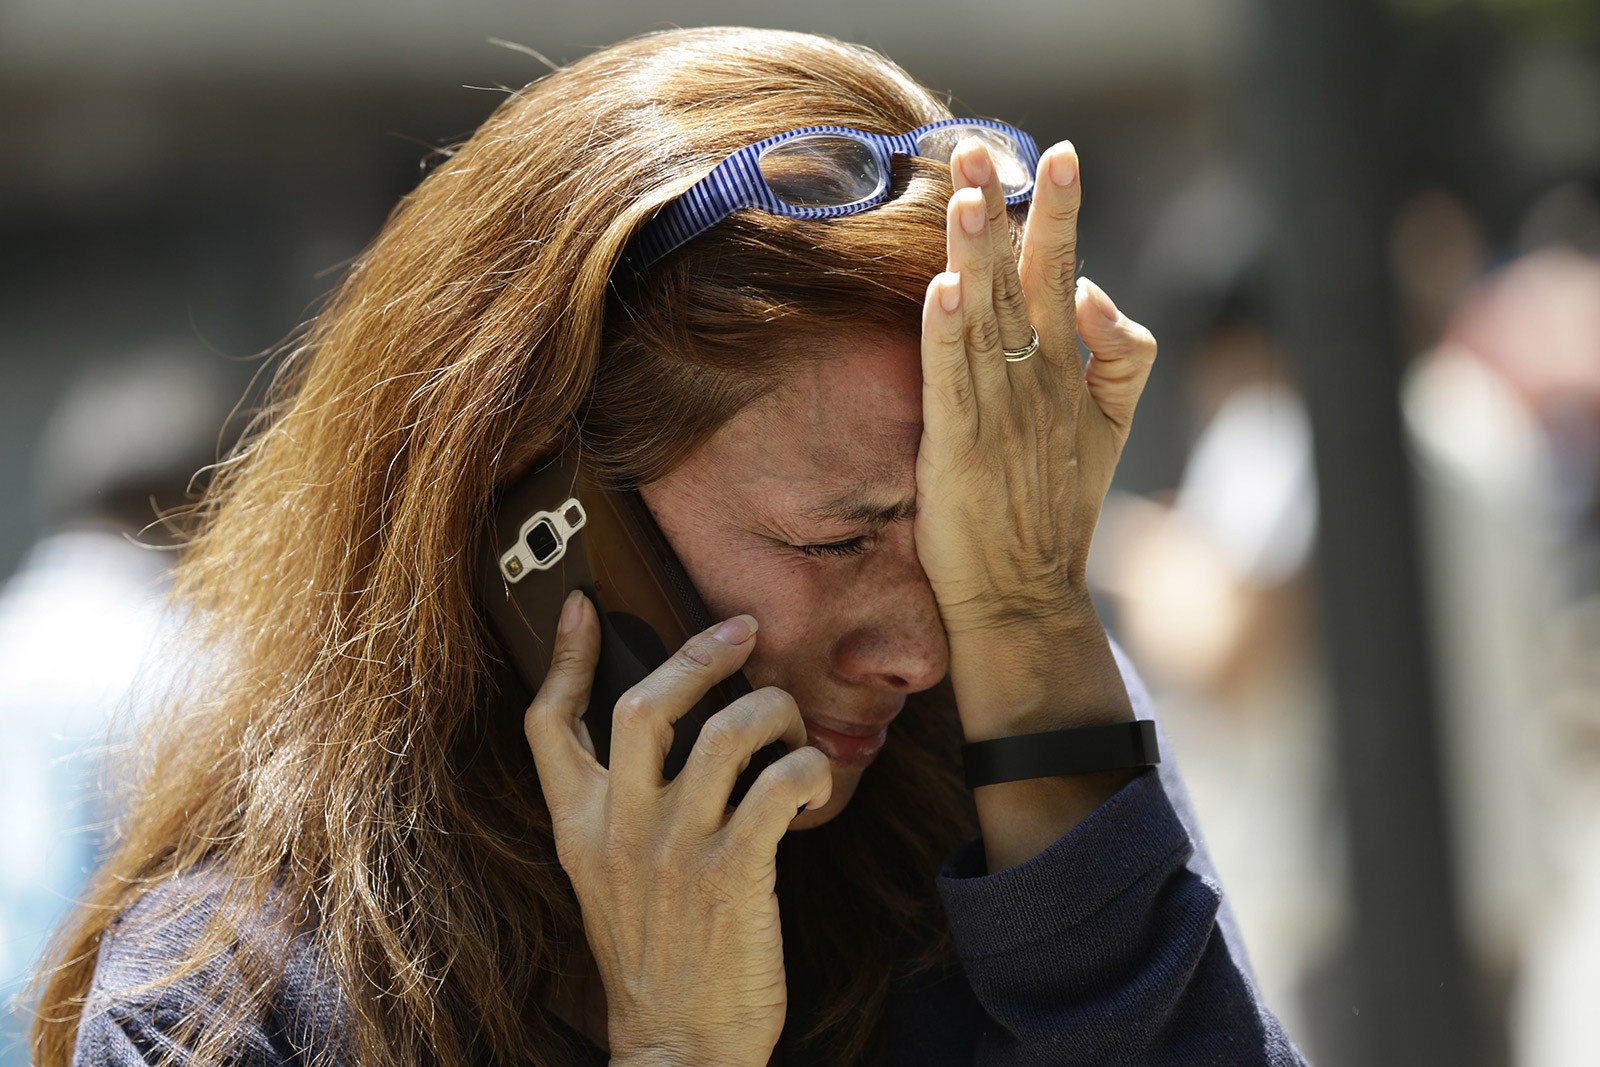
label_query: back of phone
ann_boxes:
[478,450,782,795]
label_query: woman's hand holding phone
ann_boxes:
[523,589,832,1066]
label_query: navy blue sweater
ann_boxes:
[72,654,1307,1066]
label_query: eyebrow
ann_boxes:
[803,492,918,527]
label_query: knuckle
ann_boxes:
[760,748,828,798]
[525,694,573,744]
[942,373,976,413]
[1133,323,1159,359]
[994,266,1025,309]
[544,644,587,679]
[1048,230,1080,268]
[1100,320,1158,361]
[760,759,808,797]
[523,701,550,743]
[696,712,744,761]
[695,687,794,763]
[1045,271,1075,305]
[966,314,1003,354]
[613,689,654,730]
[800,743,831,774]
[936,314,968,350]
[1047,198,1081,227]
[1030,257,1075,304]
[753,685,799,719]
[551,815,593,868]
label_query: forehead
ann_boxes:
[688,334,923,506]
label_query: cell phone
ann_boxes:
[478,448,786,804]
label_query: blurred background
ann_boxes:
[2,0,1597,1064]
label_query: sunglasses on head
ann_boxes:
[619,118,1041,273]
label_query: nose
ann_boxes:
[828,534,949,693]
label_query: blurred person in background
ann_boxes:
[1090,164,1333,1050]
[1397,183,1600,1067]
[0,343,232,1067]
[1091,297,1329,1031]
[1099,165,1318,705]
[24,27,1306,1067]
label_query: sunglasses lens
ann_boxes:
[916,124,1033,197]
[758,135,884,209]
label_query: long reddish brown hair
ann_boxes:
[31,26,995,1067]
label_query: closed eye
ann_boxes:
[795,536,871,559]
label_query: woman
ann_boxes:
[32,26,1304,1067]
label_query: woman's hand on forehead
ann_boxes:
[917,137,1159,866]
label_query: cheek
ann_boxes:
[678,545,841,665]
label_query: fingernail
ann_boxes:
[1049,146,1078,187]
[714,614,758,644]
[938,272,961,312]
[558,590,584,634]
[961,142,992,185]
[959,195,985,236]
[1091,280,1120,323]
[1080,277,1120,325]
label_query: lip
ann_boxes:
[802,709,899,770]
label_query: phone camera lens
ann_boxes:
[527,520,560,563]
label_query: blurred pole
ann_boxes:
[1256,2,1497,1065]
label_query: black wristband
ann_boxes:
[961,720,1161,788]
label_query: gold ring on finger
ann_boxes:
[1003,326,1040,363]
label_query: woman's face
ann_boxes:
[640,332,948,829]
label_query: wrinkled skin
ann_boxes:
[522,138,1159,1063]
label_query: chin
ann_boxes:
[787,763,865,831]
